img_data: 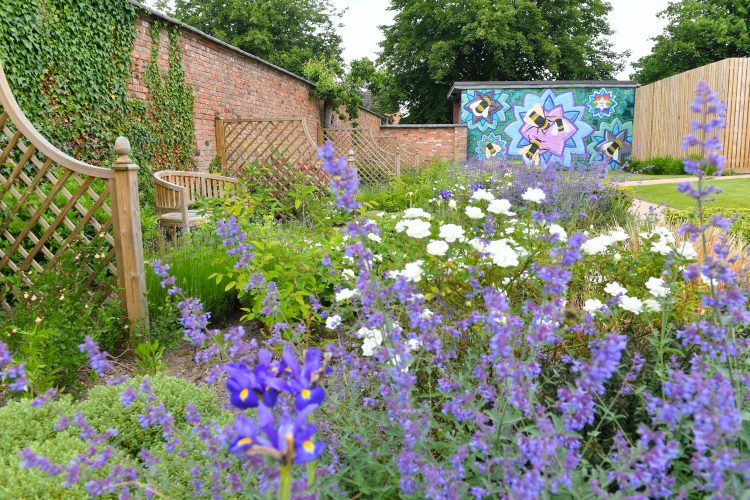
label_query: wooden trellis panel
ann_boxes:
[0,63,146,328]
[376,135,420,173]
[215,117,326,196]
[323,128,399,185]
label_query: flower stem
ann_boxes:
[278,464,292,500]
[307,460,316,489]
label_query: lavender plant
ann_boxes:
[2,86,750,499]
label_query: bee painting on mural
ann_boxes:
[519,139,542,166]
[522,104,567,135]
[484,141,503,159]
[463,92,505,125]
[598,129,632,165]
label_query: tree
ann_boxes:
[378,0,625,123]
[171,0,344,77]
[631,0,750,84]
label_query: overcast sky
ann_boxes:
[148,0,673,79]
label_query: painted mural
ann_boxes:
[461,86,636,168]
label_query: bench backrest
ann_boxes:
[154,171,237,213]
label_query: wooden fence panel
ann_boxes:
[633,58,750,172]
[0,63,146,329]
[323,128,400,185]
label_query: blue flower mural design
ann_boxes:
[586,88,619,118]
[503,89,594,166]
[461,90,511,132]
[473,132,508,159]
[587,118,634,169]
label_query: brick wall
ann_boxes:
[127,11,382,171]
[379,125,468,166]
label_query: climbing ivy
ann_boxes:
[0,0,196,176]
[143,22,196,172]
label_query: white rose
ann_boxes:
[604,281,627,297]
[548,224,567,242]
[426,240,449,257]
[608,227,629,243]
[367,233,382,243]
[335,288,358,302]
[325,315,342,329]
[583,299,604,314]
[521,187,546,203]
[403,208,432,219]
[619,296,644,315]
[471,189,495,202]
[438,224,465,243]
[487,198,515,216]
[404,219,432,239]
[645,277,669,298]
[644,299,662,313]
[465,206,485,219]
[582,235,614,255]
[486,240,520,268]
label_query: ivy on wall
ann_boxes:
[143,22,196,172]
[0,0,196,178]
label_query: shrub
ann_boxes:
[625,155,716,176]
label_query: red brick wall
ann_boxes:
[128,15,323,171]
[380,125,468,166]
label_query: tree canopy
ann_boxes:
[171,0,344,77]
[631,0,750,84]
[378,0,625,123]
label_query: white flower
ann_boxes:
[420,309,434,319]
[335,288,358,302]
[391,260,425,282]
[395,220,408,233]
[604,281,627,296]
[644,299,662,313]
[651,239,672,255]
[325,315,342,329]
[583,299,604,314]
[608,227,629,243]
[700,274,719,287]
[486,240,520,268]
[487,198,515,216]
[403,207,432,219]
[358,327,383,356]
[426,240,449,257]
[404,219,432,239]
[407,338,422,351]
[341,269,355,280]
[471,189,495,202]
[673,241,697,260]
[521,187,546,203]
[582,235,615,255]
[465,206,485,219]
[619,296,644,315]
[645,277,669,298]
[439,224,465,243]
[367,233,382,243]
[448,199,457,209]
[549,224,567,242]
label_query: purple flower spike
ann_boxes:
[79,336,111,377]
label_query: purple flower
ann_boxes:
[318,141,361,212]
[78,336,111,376]
[281,347,327,410]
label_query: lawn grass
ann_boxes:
[631,178,750,209]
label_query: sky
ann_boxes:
[147,0,673,79]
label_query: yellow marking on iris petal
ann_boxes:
[303,440,315,453]
[285,367,292,373]
[238,437,253,447]
[240,388,249,401]
[301,389,311,399]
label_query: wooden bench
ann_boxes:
[154,170,237,245]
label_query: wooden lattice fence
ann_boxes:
[0,63,147,328]
[215,117,327,196]
[323,128,400,185]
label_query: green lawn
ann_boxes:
[631,178,750,209]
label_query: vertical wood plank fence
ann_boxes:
[0,63,147,329]
[633,58,750,172]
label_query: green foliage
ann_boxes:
[625,156,713,176]
[666,207,750,243]
[134,340,168,375]
[172,0,344,77]
[0,242,126,390]
[143,23,197,172]
[0,374,231,497]
[632,0,750,84]
[0,0,138,163]
[379,0,626,123]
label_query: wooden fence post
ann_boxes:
[111,137,148,332]
[348,149,355,169]
[215,115,225,170]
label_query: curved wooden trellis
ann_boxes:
[0,62,146,328]
[322,127,400,185]
[215,117,327,196]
